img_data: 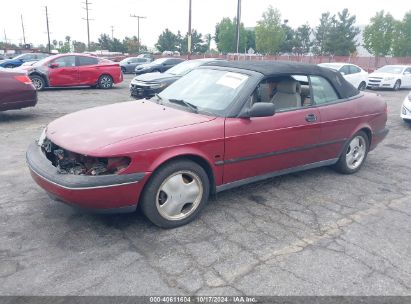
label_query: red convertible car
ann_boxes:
[0,70,37,111]
[26,61,388,228]
[27,53,123,90]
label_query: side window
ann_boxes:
[52,56,76,67]
[77,56,98,66]
[138,58,147,62]
[405,67,411,73]
[339,65,350,75]
[349,65,361,74]
[310,76,339,105]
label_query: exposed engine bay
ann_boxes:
[40,138,130,176]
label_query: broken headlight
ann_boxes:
[38,128,47,147]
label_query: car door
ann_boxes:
[403,67,411,87]
[312,75,359,160]
[76,56,99,85]
[223,78,322,184]
[48,55,79,87]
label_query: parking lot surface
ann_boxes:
[0,74,410,295]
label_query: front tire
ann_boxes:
[30,75,46,91]
[358,81,367,91]
[140,160,210,228]
[98,74,113,89]
[393,80,401,91]
[121,67,126,74]
[334,131,369,174]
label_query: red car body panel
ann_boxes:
[0,70,37,111]
[28,53,122,88]
[26,63,388,212]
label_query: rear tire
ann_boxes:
[333,131,369,174]
[140,160,210,228]
[98,75,113,89]
[30,75,46,91]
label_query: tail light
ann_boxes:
[14,75,32,85]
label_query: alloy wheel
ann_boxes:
[345,136,366,170]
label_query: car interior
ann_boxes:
[252,76,312,111]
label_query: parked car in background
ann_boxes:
[134,57,185,75]
[401,91,411,123]
[0,70,37,111]
[119,57,150,73]
[318,62,368,90]
[130,58,223,99]
[27,61,388,228]
[368,65,411,90]
[27,53,123,90]
[0,53,49,69]
[137,53,154,62]
[12,61,38,72]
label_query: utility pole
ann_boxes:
[3,29,7,45]
[82,0,92,50]
[130,14,146,53]
[235,0,241,54]
[45,6,51,53]
[21,14,26,45]
[187,0,192,59]
[110,25,114,39]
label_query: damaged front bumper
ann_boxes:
[26,142,148,212]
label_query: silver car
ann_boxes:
[120,57,150,74]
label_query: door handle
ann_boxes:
[305,113,317,122]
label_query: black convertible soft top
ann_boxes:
[204,60,359,99]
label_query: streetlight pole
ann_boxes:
[188,0,192,59]
[235,0,241,54]
[45,6,51,53]
[130,14,146,53]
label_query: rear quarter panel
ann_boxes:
[79,63,123,85]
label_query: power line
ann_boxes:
[82,0,93,50]
[45,6,51,53]
[130,14,146,53]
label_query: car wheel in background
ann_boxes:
[393,80,401,91]
[98,75,113,89]
[140,160,210,228]
[121,67,126,73]
[334,131,369,174]
[358,81,367,91]
[30,75,46,91]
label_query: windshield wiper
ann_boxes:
[168,98,198,113]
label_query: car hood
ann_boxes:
[369,72,400,78]
[132,72,179,83]
[46,100,215,155]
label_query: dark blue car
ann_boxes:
[0,53,49,68]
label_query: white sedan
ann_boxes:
[401,92,411,123]
[318,62,368,90]
[368,65,411,90]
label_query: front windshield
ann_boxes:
[376,66,404,74]
[167,60,204,76]
[158,69,249,116]
[319,63,341,71]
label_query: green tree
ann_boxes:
[325,9,359,56]
[155,29,179,52]
[255,6,285,55]
[363,11,396,58]
[293,24,312,55]
[111,38,126,53]
[123,36,140,54]
[245,29,256,51]
[98,34,112,50]
[72,40,86,53]
[59,36,71,53]
[312,12,333,55]
[88,42,100,52]
[279,22,295,54]
[179,30,207,54]
[205,33,212,53]
[392,11,411,56]
[215,17,247,53]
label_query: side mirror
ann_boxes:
[127,61,131,64]
[49,62,59,68]
[247,102,275,118]
[340,71,346,75]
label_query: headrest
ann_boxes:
[277,80,301,94]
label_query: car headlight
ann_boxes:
[385,77,395,81]
[38,128,47,146]
[150,82,166,89]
